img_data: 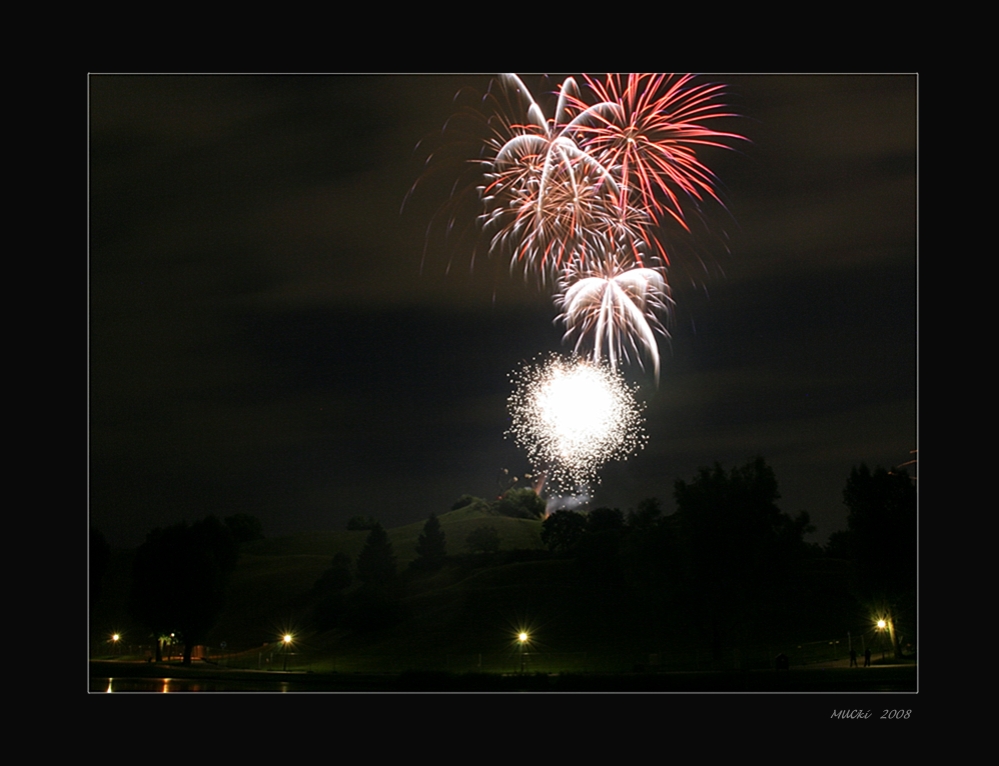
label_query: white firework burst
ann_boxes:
[507,353,647,493]
[556,253,672,383]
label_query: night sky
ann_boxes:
[89,74,916,548]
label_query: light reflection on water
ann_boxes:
[97,677,302,692]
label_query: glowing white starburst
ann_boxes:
[507,354,646,493]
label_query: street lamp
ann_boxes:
[282,633,294,671]
[876,619,887,661]
[518,631,529,674]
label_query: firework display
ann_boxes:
[432,74,742,498]
[479,73,742,375]
[507,354,646,493]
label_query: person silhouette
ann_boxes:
[863,648,871,667]
[849,649,857,667]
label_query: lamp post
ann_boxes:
[877,619,887,661]
[518,632,529,674]
[282,633,294,671]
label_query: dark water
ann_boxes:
[91,665,917,692]
[93,676,302,692]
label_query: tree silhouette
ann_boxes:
[493,488,546,519]
[413,513,447,572]
[541,510,586,553]
[576,508,627,590]
[347,524,402,631]
[356,523,397,588]
[842,463,916,658]
[585,507,625,535]
[627,497,663,531]
[315,551,353,594]
[313,552,353,631]
[672,457,812,661]
[223,513,264,543]
[130,516,239,664]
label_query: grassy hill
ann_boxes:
[90,504,870,674]
[210,504,545,652]
[92,505,547,659]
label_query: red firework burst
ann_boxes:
[571,73,744,244]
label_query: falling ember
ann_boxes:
[507,354,646,494]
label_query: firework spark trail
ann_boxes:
[556,256,671,384]
[507,354,647,494]
[475,73,743,374]
[571,73,744,235]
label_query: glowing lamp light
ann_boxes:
[877,619,887,630]
[516,630,531,673]
[280,632,296,672]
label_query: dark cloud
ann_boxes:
[90,74,916,547]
